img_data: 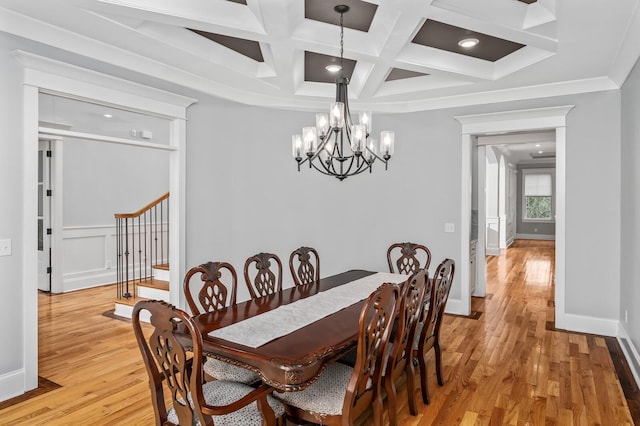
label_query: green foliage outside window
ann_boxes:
[525,196,551,219]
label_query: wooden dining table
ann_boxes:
[190,269,394,392]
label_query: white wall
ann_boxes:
[621,54,640,369]
[0,40,26,400]
[185,90,621,325]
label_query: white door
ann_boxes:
[38,139,52,291]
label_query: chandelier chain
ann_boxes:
[339,11,344,73]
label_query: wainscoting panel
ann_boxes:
[61,225,116,292]
[60,224,167,293]
[486,216,500,256]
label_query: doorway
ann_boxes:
[475,132,557,297]
[456,105,573,322]
[19,52,194,394]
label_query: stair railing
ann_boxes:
[114,192,169,299]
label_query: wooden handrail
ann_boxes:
[114,192,169,219]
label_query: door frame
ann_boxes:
[455,105,573,320]
[18,51,196,392]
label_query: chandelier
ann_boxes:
[291,5,395,181]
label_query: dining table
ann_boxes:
[189,269,408,392]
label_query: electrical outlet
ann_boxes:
[444,223,455,233]
[0,238,11,256]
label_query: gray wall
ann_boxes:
[516,163,556,237]
[621,55,640,353]
[185,89,621,321]
[185,99,462,300]
[0,40,25,377]
[62,138,169,226]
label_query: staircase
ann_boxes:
[113,193,170,319]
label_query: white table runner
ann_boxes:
[208,272,408,348]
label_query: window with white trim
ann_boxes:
[522,169,554,222]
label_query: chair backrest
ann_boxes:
[419,258,455,350]
[387,242,432,275]
[183,261,237,315]
[132,300,207,426]
[342,282,400,423]
[133,300,280,426]
[244,252,283,299]
[288,246,320,286]
[386,269,428,376]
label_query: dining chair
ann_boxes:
[288,246,320,286]
[413,258,455,404]
[183,262,260,385]
[387,242,432,275]
[275,282,400,426]
[383,269,429,426]
[244,252,283,299]
[131,299,285,426]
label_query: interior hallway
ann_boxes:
[0,240,637,425]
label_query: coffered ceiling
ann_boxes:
[0,0,639,112]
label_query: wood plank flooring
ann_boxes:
[0,240,636,425]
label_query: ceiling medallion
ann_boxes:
[291,4,395,181]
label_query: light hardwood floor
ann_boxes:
[0,240,635,425]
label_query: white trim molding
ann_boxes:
[618,325,640,389]
[456,105,573,324]
[0,369,25,402]
[18,51,195,396]
[556,314,618,337]
[516,233,555,241]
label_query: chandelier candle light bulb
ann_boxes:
[291,4,395,180]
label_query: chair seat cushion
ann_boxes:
[167,380,284,426]
[204,358,260,384]
[275,361,353,416]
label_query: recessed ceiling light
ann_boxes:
[458,38,479,48]
[538,150,544,154]
[535,144,541,147]
[325,64,342,73]
[103,114,113,118]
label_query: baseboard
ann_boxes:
[618,326,640,388]
[555,312,618,336]
[0,369,25,402]
[486,247,500,256]
[62,270,117,292]
[444,298,467,316]
[516,233,555,241]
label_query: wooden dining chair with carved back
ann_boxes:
[387,242,432,275]
[288,246,320,286]
[132,300,285,426]
[383,268,429,426]
[413,258,455,405]
[244,252,283,299]
[275,282,400,426]
[183,262,260,385]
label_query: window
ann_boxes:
[522,169,554,222]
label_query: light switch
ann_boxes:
[444,223,455,233]
[0,238,11,256]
